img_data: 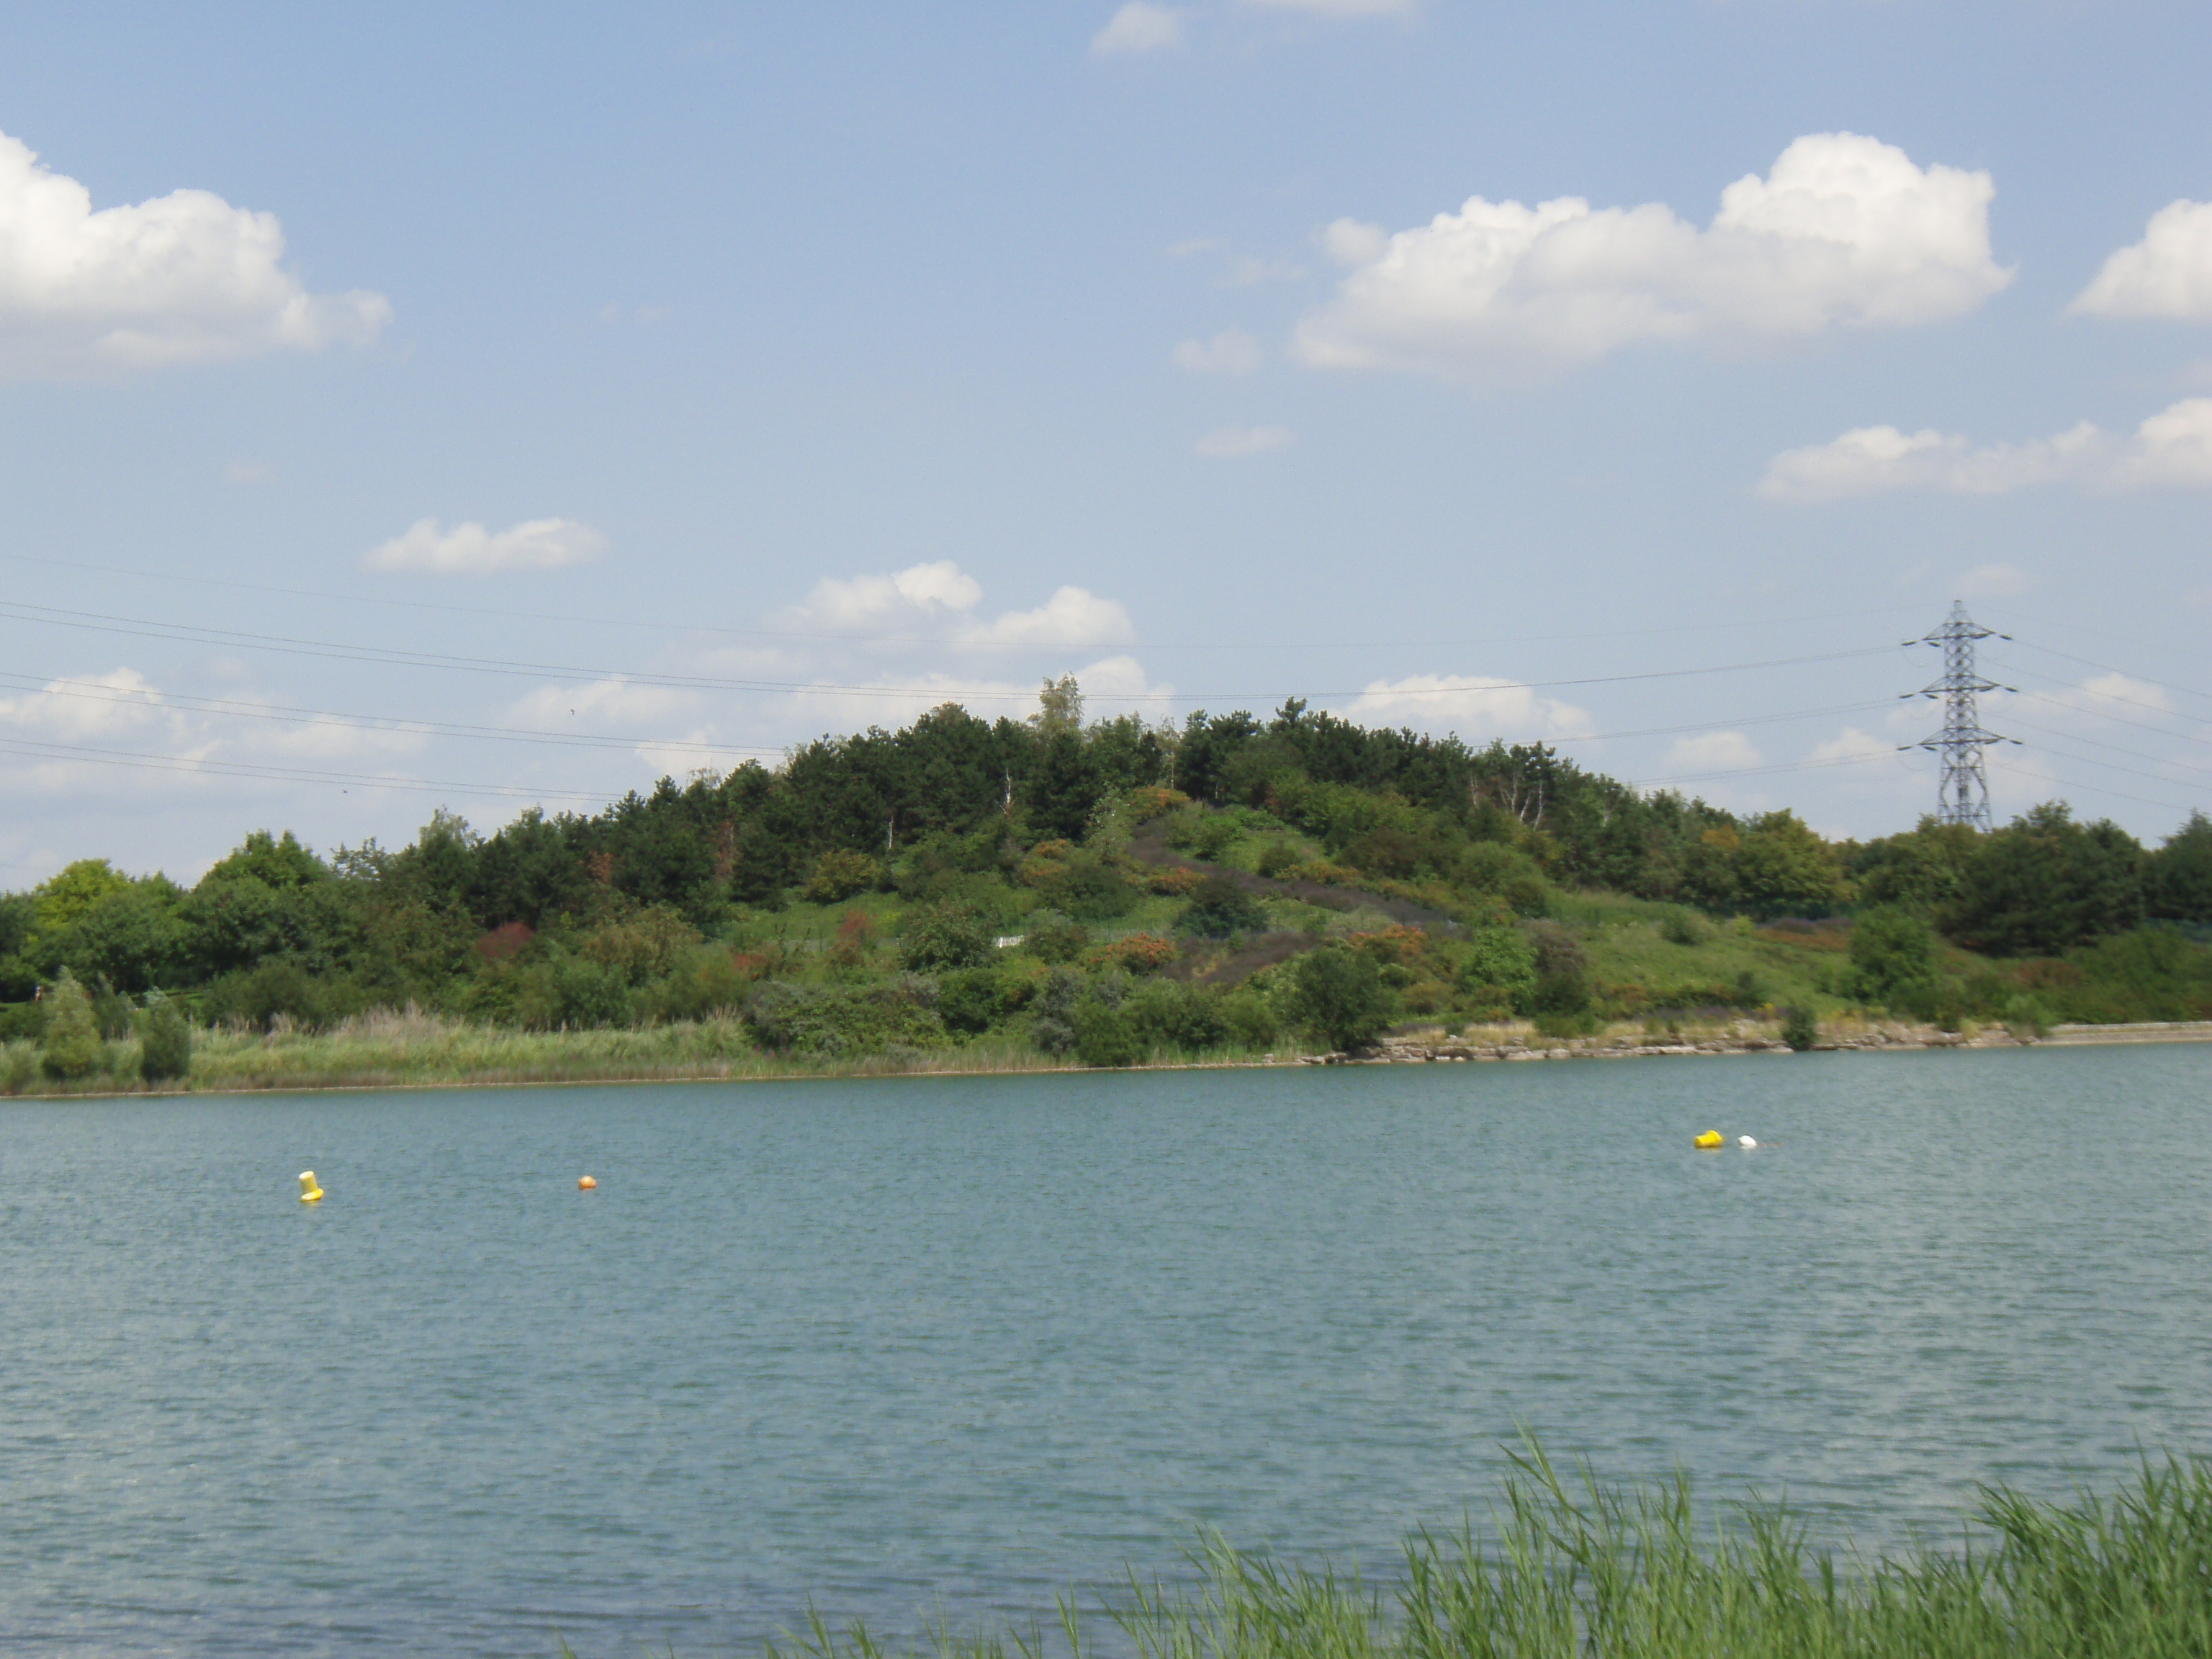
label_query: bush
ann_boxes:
[1220,989,1279,1050]
[39,974,100,1080]
[899,902,994,971]
[803,849,881,905]
[1781,1007,1818,1051]
[1123,979,1229,1052]
[1254,839,1300,878]
[1659,907,1709,946]
[746,979,945,1055]
[1288,947,1392,1053]
[938,966,1008,1037]
[1084,933,1177,975]
[1177,874,1268,940]
[1458,927,1537,1016]
[1028,967,1083,1055]
[138,999,194,1082]
[1848,907,1942,1017]
[1527,923,1591,1015]
[1071,1000,1145,1067]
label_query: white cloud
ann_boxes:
[1091,3,1187,55]
[364,517,610,576]
[1172,329,1264,374]
[785,562,1132,652]
[1808,727,1893,767]
[1195,423,1295,457]
[799,559,984,625]
[1295,133,2010,380]
[507,677,704,728]
[0,128,390,379]
[781,656,1171,731]
[1244,0,1419,14]
[1956,562,2037,598]
[1758,397,2212,499]
[0,668,176,742]
[965,588,1135,649]
[1664,731,1763,774]
[2071,200,2212,320]
[1340,674,1592,740]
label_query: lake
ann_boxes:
[3,1043,2208,1656]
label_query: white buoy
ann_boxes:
[1738,1136,1758,1149]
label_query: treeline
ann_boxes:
[4,690,2209,1056]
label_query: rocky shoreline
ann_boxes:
[1301,1018,2212,1065]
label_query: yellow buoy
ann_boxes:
[577,1174,598,1190]
[298,1170,324,1202]
[1693,1130,1725,1150]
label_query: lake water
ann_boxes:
[4,1044,2209,1656]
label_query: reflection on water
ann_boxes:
[2,1045,2208,1655]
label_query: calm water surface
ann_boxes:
[3,1046,2209,1655]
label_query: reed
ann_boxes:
[721,1445,2212,1659]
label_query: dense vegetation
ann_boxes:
[4,681,2209,1087]
[743,1447,2212,1659]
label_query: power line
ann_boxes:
[0,735,619,801]
[0,597,1899,702]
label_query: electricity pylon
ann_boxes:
[1904,601,2014,831]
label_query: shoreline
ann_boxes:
[6,1017,2207,1103]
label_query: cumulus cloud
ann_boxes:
[2071,200,2212,320]
[1663,731,1763,775]
[0,668,176,742]
[364,517,610,576]
[1245,0,1419,14]
[786,561,1133,652]
[781,656,1170,731]
[1956,562,2037,598]
[1758,397,2212,499]
[1339,675,1592,740]
[1091,3,1187,55]
[1295,132,2010,380]
[1195,423,1295,457]
[1173,328,1264,374]
[0,129,390,379]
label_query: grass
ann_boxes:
[0,1006,1298,1098]
[661,1444,2212,1659]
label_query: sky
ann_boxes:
[1,0,2208,888]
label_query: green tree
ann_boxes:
[1945,804,2144,956]
[1288,946,1393,1052]
[38,972,100,1080]
[898,902,994,971]
[1527,922,1591,1015]
[33,859,132,936]
[53,878,186,993]
[1846,907,1942,1017]
[1175,873,1267,939]
[1732,811,1848,915]
[1071,999,1144,1066]
[2146,811,2212,925]
[1457,927,1537,1013]
[138,998,193,1084]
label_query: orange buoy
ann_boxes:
[578,1175,598,1190]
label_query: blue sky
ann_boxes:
[2,1,2208,886]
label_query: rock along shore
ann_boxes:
[1299,1019,2212,1065]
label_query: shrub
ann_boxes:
[1220,989,1279,1050]
[1025,920,1092,963]
[1527,923,1591,1016]
[899,902,994,971]
[138,998,194,1082]
[1084,933,1177,975]
[1659,907,1709,946]
[1177,874,1267,940]
[746,979,945,1055]
[1028,967,1083,1055]
[1071,1000,1144,1067]
[1781,1007,1818,1051]
[1847,907,1942,1017]
[1123,979,1229,1052]
[938,967,1008,1037]
[1146,867,1202,897]
[803,849,881,905]
[1459,927,1537,1017]
[1288,947,1392,1053]
[39,974,99,1080]
[1254,839,1301,878]
[825,910,878,970]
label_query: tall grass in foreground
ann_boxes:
[687,1447,2212,1659]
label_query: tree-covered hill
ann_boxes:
[5,683,2210,1080]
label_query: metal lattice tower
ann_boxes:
[1905,601,2011,831]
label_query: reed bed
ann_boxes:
[727,1447,2212,1659]
[0,1007,1289,1097]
